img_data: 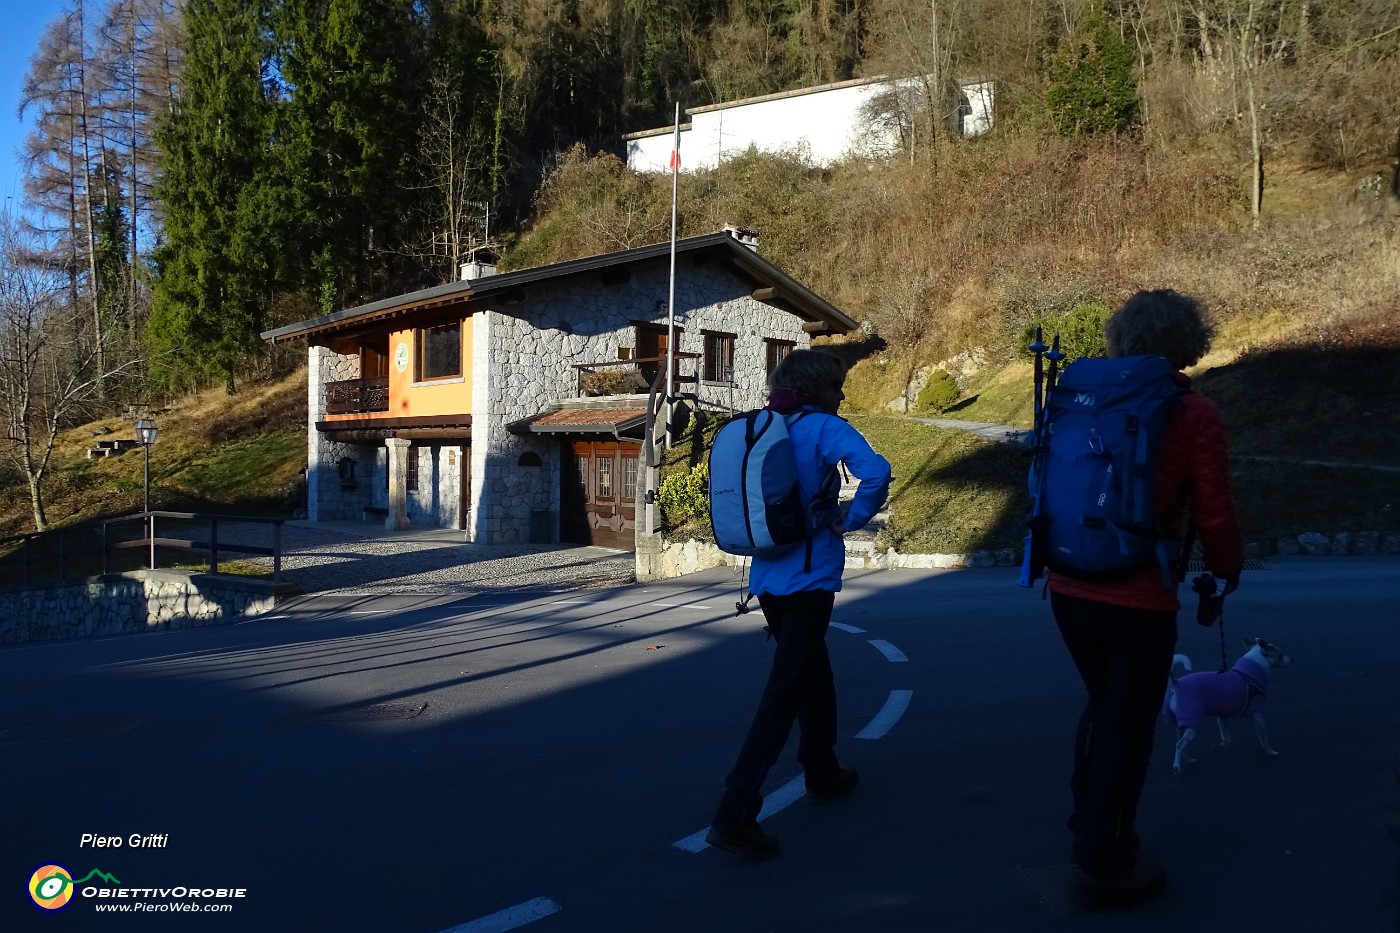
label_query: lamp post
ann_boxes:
[136,418,158,513]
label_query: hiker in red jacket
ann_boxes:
[1049,289,1245,901]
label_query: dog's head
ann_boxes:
[1242,636,1292,669]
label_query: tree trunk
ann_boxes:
[28,473,48,532]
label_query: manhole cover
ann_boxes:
[282,701,427,724]
[0,720,141,744]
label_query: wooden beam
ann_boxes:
[751,286,778,301]
[801,320,830,333]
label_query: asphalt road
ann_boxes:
[4,556,1398,932]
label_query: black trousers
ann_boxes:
[712,589,841,830]
[1052,591,1177,879]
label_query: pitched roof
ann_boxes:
[260,230,856,345]
[506,406,649,439]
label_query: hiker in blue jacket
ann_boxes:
[706,349,892,859]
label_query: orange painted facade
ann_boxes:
[382,316,474,417]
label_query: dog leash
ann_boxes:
[1215,600,1228,671]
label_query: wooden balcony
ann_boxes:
[325,376,390,415]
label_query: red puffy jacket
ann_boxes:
[1047,372,1245,612]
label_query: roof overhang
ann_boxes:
[261,231,857,346]
[506,404,648,441]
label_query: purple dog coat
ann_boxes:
[1166,656,1268,731]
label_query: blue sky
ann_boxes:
[1,2,63,207]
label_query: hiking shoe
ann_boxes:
[705,822,780,860]
[805,766,859,805]
[1077,861,1166,905]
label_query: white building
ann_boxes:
[626,75,994,173]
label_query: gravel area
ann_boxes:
[227,521,636,596]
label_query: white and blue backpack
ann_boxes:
[708,408,840,564]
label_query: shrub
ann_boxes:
[657,461,709,528]
[915,370,960,413]
[578,368,647,396]
[1016,301,1111,364]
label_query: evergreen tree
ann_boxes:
[1045,4,1140,136]
[149,0,278,393]
[274,0,419,312]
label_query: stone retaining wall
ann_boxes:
[640,530,1400,581]
[0,571,298,643]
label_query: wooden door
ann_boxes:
[561,440,640,549]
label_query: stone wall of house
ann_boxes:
[0,572,293,643]
[471,308,559,545]
[470,261,810,545]
[308,345,380,522]
[406,444,465,528]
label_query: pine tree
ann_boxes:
[274,0,420,311]
[149,0,277,393]
[1045,4,1140,136]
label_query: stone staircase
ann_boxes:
[836,466,890,565]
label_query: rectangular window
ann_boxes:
[703,331,735,383]
[622,457,638,501]
[766,339,794,377]
[417,322,461,380]
[407,447,420,492]
[597,456,614,499]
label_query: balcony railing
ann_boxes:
[325,376,389,415]
[573,353,699,397]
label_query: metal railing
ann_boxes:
[573,353,699,396]
[325,375,390,414]
[0,512,285,587]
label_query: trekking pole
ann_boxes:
[1017,329,1054,589]
[1029,325,1048,427]
[1043,332,1065,413]
[1018,333,1065,588]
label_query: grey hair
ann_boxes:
[768,348,847,411]
[1104,289,1215,369]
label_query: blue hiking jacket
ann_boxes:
[748,409,892,596]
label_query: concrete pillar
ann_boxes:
[634,532,666,583]
[385,438,412,530]
[307,346,327,521]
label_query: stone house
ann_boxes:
[261,229,857,550]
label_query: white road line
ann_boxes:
[439,897,561,933]
[829,622,866,634]
[855,690,913,740]
[672,774,807,852]
[868,639,908,663]
[652,603,713,609]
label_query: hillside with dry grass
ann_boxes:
[0,371,308,541]
[3,128,1397,553]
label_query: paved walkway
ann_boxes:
[260,519,636,596]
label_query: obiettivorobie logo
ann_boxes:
[29,864,121,911]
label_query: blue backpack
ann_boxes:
[1024,355,1187,583]
[708,409,840,559]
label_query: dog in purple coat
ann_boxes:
[1164,637,1292,775]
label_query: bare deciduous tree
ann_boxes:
[0,213,140,531]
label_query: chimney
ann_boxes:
[723,224,760,252]
[460,246,499,281]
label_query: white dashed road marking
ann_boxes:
[829,622,866,634]
[867,639,909,663]
[672,774,807,852]
[438,897,561,933]
[855,689,914,740]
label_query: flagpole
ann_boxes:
[664,102,680,449]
